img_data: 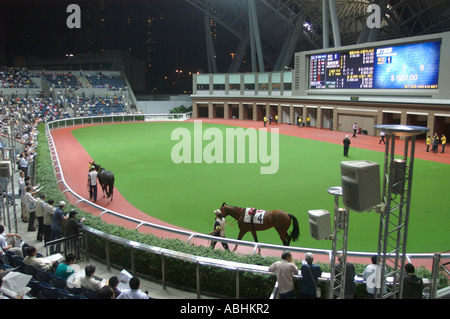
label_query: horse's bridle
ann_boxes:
[221,204,245,222]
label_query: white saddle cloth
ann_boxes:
[244,207,266,224]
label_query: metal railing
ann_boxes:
[80,225,282,299]
[44,114,449,298]
[46,112,192,130]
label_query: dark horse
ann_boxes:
[220,202,300,252]
[89,161,115,204]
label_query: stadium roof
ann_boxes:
[186,0,450,72]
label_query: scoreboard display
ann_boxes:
[309,41,441,89]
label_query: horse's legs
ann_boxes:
[233,230,247,252]
[250,230,262,255]
[284,233,292,246]
[276,226,291,246]
[250,230,259,243]
[106,185,110,204]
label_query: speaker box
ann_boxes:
[341,160,380,212]
[308,209,331,240]
[0,161,11,177]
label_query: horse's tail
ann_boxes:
[288,214,300,241]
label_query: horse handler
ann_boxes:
[209,209,229,251]
[88,166,98,202]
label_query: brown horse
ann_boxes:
[220,202,300,252]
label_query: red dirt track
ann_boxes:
[50,119,449,268]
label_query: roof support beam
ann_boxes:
[274,13,305,70]
[329,0,341,47]
[248,0,265,72]
[323,0,330,48]
[204,14,217,73]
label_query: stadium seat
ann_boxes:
[66,293,88,299]
[81,287,98,299]
[55,287,88,299]
[49,273,67,289]
[27,278,40,298]
[23,264,38,280]
[35,268,52,283]
[67,286,82,295]
[11,255,25,273]
[4,251,16,266]
[39,282,58,299]
[55,288,71,299]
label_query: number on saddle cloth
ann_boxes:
[244,207,265,224]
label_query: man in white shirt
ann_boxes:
[0,225,23,257]
[363,255,386,299]
[268,251,298,299]
[23,245,55,272]
[80,264,104,292]
[117,277,149,299]
[88,166,98,202]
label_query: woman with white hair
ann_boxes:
[209,209,229,251]
[299,252,322,298]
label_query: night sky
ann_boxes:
[0,0,236,93]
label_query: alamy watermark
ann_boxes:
[170,120,279,175]
[366,4,382,29]
[66,4,81,29]
[66,3,382,30]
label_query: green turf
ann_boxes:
[71,122,449,253]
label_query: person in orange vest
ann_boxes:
[263,116,267,127]
[441,134,446,153]
[426,136,431,152]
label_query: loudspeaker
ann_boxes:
[0,161,11,177]
[308,209,331,240]
[341,160,380,212]
[392,159,406,194]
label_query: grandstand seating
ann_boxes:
[2,252,84,299]
[0,66,37,89]
[0,66,130,120]
[86,73,126,89]
[70,96,126,116]
[41,72,81,89]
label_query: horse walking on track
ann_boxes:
[219,202,300,252]
[89,161,115,204]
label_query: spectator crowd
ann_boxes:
[0,66,146,299]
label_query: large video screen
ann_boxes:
[309,41,441,89]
